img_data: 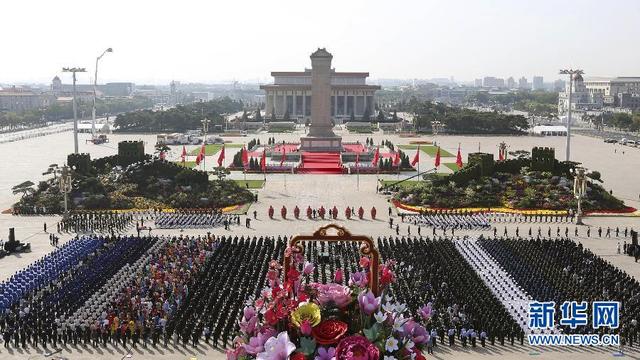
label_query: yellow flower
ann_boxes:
[291,303,321,327]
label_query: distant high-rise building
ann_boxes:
[483,76,505,88]
[518,77,529,90]
[506,77,516,89]
[532,76,544,91]
[553,79,565,92]
[474,79,483,87]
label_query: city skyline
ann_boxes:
[2,0,639,85]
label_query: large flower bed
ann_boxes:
[226,252,434,360]
[394,170,627,213]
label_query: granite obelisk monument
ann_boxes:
[300,48,342,151]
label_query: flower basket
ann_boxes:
[226,225,434,360]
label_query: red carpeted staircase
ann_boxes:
[298,152,344,174]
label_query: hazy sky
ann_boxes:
[3,0,639,85]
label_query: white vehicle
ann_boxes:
[156,133,202,145]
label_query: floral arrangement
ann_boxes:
[226,250,434,360]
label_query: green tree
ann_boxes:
[255,108,263,123]
[377,110,386,123]
[270,107,277,123]
[283,109,290,122]
[12,181,35,198]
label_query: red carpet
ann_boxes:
[342,143,366,153]
[298,152,344,174]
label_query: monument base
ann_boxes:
[299,136,343,152]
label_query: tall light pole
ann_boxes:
[63,67,87,154]
[59,164,72,215]
[559,69,584,162]
[573,167,587,225]
[92,48,113,139]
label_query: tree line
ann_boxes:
[114,97,243,133]
[0,96,153,130]
[410,100,530,134]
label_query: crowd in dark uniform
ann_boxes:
[154,209,240,230]
[58,212,135,234]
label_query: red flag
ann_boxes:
[393,151,401,167]
[434,146,441,168]
[195,144,205,165]
[371,147,380,166]
[499,148,505,161]
[181,145,187,163]
[241,146,249,168]
[260,149,266,172]
[280,146,286,166]
[411,146,420,167]
[456,145,463,169]
[217,145,225,167]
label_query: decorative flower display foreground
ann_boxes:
[226,251,434,360]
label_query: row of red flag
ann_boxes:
[369,145,464,169]
[180,144,227,167]
[176,144,464,171]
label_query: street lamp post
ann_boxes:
[63,67,87,154]
[573,167,587,225]
[92,48,113,139]
[431,120,442,147]
[201,117,210,171]
[59,165,72,215]
[559,69,584,162]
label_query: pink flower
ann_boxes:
[226,346,246,360]
[357,290,381,315]
[239,314,258,335]
[418,303,432,321]
[359,257,370,269]
[244,306,257,320]
[349,271,368,288]
[315,346,336,360]
[243,331,272,355]
[317,283,353,308]
[303,261,315,275]
[300,319,312,336]
[257,331,296,360]
[334,268,344,284]
[335,335,379,360]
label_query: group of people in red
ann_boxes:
[267,205,377,220]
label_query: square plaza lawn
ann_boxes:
[397,144,454,157]
[443,162,463,172]
[189,143,243,156]
[233,179,265,189]
[176,161,197,168]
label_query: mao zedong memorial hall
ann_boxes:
[261,48,380,151]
